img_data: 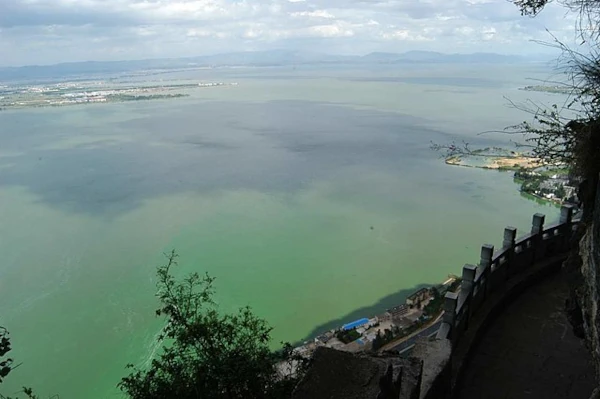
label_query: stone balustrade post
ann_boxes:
[442,292,458,334]
[531,213,545,235]
[479,244,494,269]
[560,204,574,225]
[503,227,517,278]
[559,205,574,251]
[503,227,517,249]
[461,264,477,294]
[480,244,493,297]
[531,213,546,262]
[461,264,478,326]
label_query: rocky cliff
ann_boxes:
[565,176,600,397]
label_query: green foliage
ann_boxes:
[372,332,384,351]
[119,250,307,399]
[335,329,360,344]
[0,387,41,399]
[371,327,403,352]
[0,327,44,399]
[0,328,13,385]
[371,330,394,351]
[423,288,444,318]
[383,328,393,342]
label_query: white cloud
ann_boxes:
[290,10,336,19]
[0,0,580,66]
[482,26,497,41]
[381,29,433,42]
[308,23,354,37]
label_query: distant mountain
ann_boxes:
[361,51,444,63]
[361,51,524,64]
[186,50,354,66]
[0,50,531,82]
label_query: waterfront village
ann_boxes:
[514,167,579,205]
[0,81,237,110]
[290,276,462,361]
[444,147,581,207]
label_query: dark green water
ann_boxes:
[0,65,559,398]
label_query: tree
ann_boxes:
[383,329,393,342]
[508,0,600,218]
[434,1,600,220]
[0,327,40,399]
[372,331,383,351]
[0,328,13,386]
[119,251,307,399]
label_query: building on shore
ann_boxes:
[406,288,431,309]
[387,304,410,320]
[341,318,370,331]
[377,312,392,322]
[314,330,335,346]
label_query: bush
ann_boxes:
[119,251,306,399]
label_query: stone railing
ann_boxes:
[437,204,577,346]
[417,204,579,398]
[293,204,579,399]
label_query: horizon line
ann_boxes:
[0,49,556,69]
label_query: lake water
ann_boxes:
[0,63,562,398]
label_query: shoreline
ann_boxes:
[445,154,543,171]
[290,275,461,359]
[445,153,574,208]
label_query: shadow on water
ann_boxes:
[294,283,431,345]
[519,191,561,208]
[0,100,448,217]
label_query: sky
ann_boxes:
[0,0,580,66]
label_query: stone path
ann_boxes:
[456,272,597,399]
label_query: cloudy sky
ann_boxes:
[0,0,578,66]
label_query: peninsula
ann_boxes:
[444,147,579,206]
[0,80,237,110]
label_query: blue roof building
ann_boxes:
[342,318,369,331]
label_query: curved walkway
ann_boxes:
[456,271,597,399]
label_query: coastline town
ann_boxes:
[0,80,237,110]
[444,147,581,208]
[514,167,579,205]
[291,275,461,361]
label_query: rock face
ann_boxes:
[292,347,423,399]
[565,177,600,393]
[579,226,600,370]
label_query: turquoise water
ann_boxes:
[0,65,560,398]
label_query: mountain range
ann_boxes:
[0,50,543,81]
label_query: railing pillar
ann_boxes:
[531,213,546,262]
[560,204,575,251]
[503,227,517,278]
[479,244,494,269]
[461,264,477,293]
[503,227,517,249]
[461,264,478,326]
[443,291,458,335]
[480,244,494,297]
[560,204,574,224]
[531,213,545,235]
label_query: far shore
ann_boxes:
[445,154,543,171]
[444,152,574,208]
